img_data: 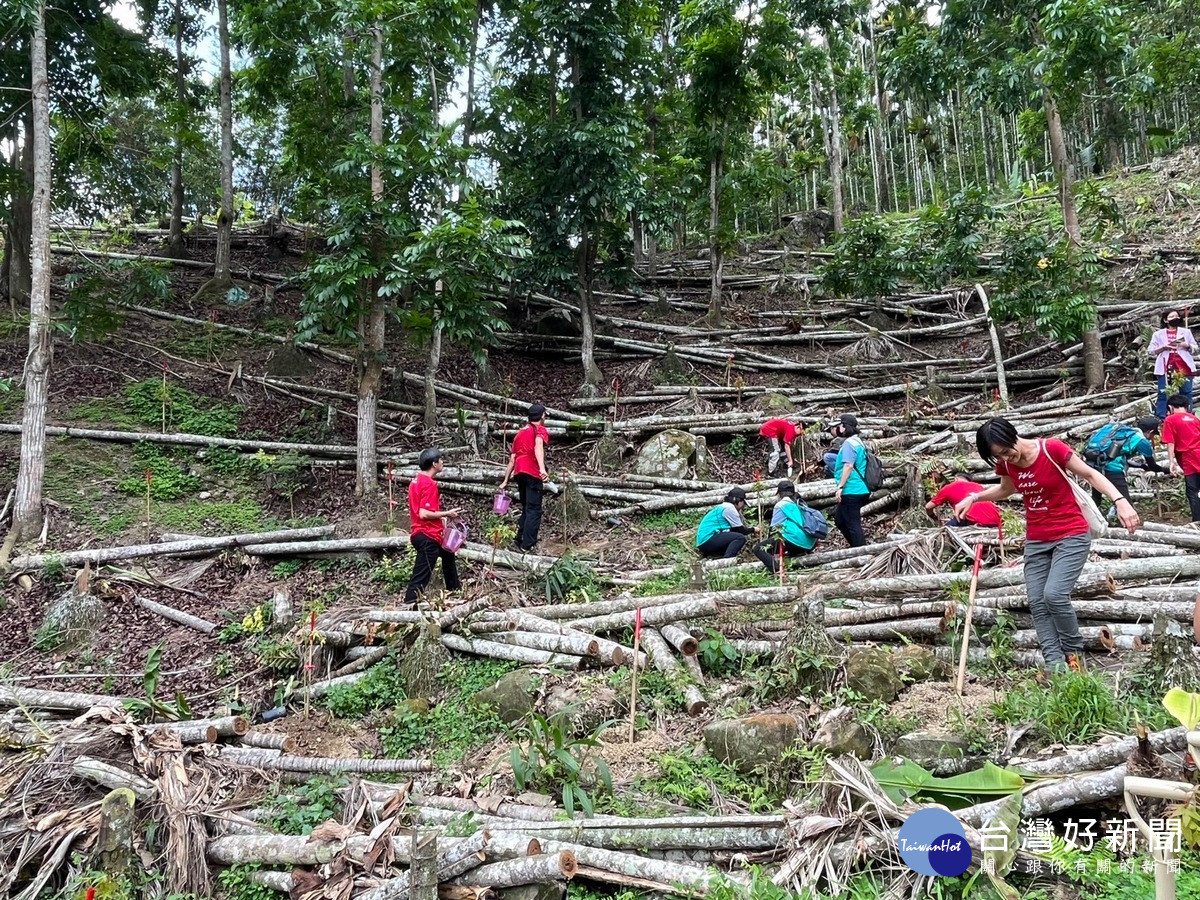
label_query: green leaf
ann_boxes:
[1163,688,1200,730]
[870,758,1025,806]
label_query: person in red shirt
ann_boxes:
[925,472,1002,528]
[1162,393,1200,521]
[404,448,463,603]
[500,403,550,552]
[954,417,1139,673]
[759,418,799,476]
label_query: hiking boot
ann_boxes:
[1066,653,1085,673]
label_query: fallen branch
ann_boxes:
[134,595,218,634]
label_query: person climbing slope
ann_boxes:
[1162,394,1200,522]
[955,417,1140,673]
[404,448,463,603]
[925,471,1002,527]
[500,403,550,552]
[759,417,798,477]
[832,414,871,547]
[695,488,757,558]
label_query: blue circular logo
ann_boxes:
[897,809,970,877]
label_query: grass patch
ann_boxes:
[323,656,516,768]
[635,565,691,596]
[640,509,706,531]
[633,749,789,813]
[118,443,200,500]
[991,670,1169,746]
[155,498,271,533]
[706,566,776,591]
[261,775,346,835]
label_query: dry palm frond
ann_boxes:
[858,532,944,578]
[662,387,713,416]
[834,329,901,362]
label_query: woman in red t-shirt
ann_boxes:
[954,417,1140,673]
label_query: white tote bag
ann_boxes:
[1040,439,1108,539]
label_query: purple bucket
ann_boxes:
[493,492,512,515]
[441,523,468,553]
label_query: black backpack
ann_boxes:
[855,442,885,492]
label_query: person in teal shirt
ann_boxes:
[695,488,756,558]
[832,414,870,547]
[752,481,819,573]
[1083,417,1163,516]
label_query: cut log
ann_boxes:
[410,794,562,823]
[360,831,491,900]
[243,536,412,556]
[569,599,720,634]
[468,608,640,666]
[207,833,451,867]
[440,634,585,669]
[241,731,296,753]
[641,630,707,716]
[246,871,294,893]
[0,685,123,711]
[452,851,577,888]
[218,749,433,774]
[9,526,338,571]
[489,630,601,659]
[134,595,218,634]
[958,765,1133,829]
[72,756,155,800]
[334,646,390,678]
[658,624,699,657]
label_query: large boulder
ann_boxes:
[634,429,709,480]
[704,714,800,773]
[812,707,873,759]
[845,648,904,703]
[895,645,951,683]
[751,392,795,415]
[892,731,975,776]
[472,669,542,725]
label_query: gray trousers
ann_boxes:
[1023,532,1091,667]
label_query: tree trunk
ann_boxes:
[213,0,233,286]
[358,24,385,497]
[440,634,585,669]
[424,321,442,430]
[1044,88,1103,388]
[826,52,845,232]
[1096,69,1123,171]
[641,629,707,716]
[7,110,34,308]
[218,749,433,774]
[706,141,723,323]
[11,2,52,545]
[167,0,187,258]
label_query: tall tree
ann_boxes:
[10,0,52,545]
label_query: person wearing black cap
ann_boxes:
[500,403,550,551]
[823,419,846,478]
[751,480,819,573]
[695,488,756,558]
[832,414,870,548]
[404,448,463,603]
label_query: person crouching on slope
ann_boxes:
[926,471,1002,528]
[759,417,798,477]
[695,488,757,558]
[752,481,819,573]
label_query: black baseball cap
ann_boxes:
[776,480,796,496]
[528,403,546,422]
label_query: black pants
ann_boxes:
[1091,468,1130,508]
[835,493,869,548]
[404,533,461,603]
[1187,473,1200,522]
[697,531,748,559]
[752,537,809,573]
[516,473,544,550]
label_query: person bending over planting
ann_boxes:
[759,417,797,477]
[926,471,1001,528]
[695,488,757,558]
[955,417,1139,673]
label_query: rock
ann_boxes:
[593,425,625,473]
[559,476,592,528]
[198,491,212,500]
[534,309,580,338]
[266,345,316,378]
[895,645,950,683]
[892,731,974,776]
[845,648,903,703]
[751,392,795,414]
[396,698,430,716]
[634,429,708,480]
[544,677,621,736]
[813,706,873,759]
[473,668,542,725]
[784,209,835,248]
[703,714,800,773]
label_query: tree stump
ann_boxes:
[401,623,447,700]
[410,828,438,900]
[774,591,840,698]
[95,788,137,878]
